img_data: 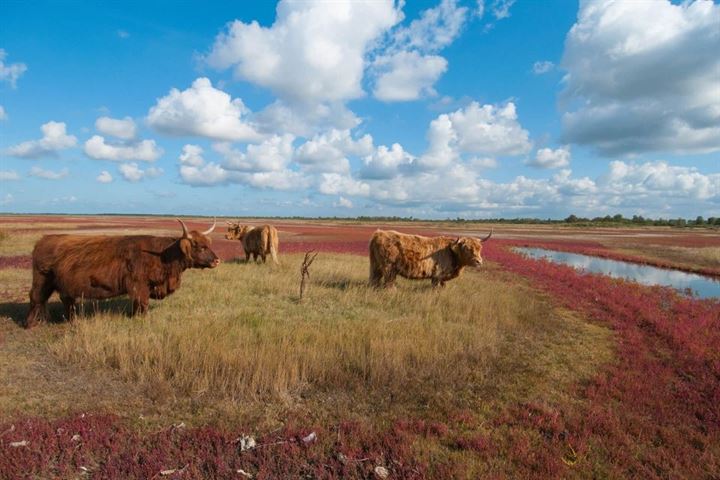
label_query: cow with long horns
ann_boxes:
[25,218,220,328]
[368,229,492,289]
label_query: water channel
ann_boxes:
[515,247,720,299]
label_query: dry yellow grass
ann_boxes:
[680,246,720,264]
[0,231,43,256]
[44,254,611,428]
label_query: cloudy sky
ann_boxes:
[1,0,718,218]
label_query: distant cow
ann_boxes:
[369,229,492,289]
[225,222,279,264]
[25,219,220,328]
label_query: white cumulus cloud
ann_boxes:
[96,171,113,183]
[361,143,415,179]
[179,144,206,167]
[334,196,354,208]
[217,134,294,172]
[0,170,20,181]
[84,135,163,162]
[29,166,69,180]
[295,129,373,173]
[318,173,370,197]
[95,116,137,140]
[147,77,262,142]
[0,49,27,88]
[418,101,531,169]
[528,146,571,169]
[180,162,229,187]
[118,163,163,182]
[373,51,448,101]
[372,0,467,102]
[532,60,554,74]
[561,0,720,155]
[206,0,401,103]
[392,0,468,52]
[6,121,77,158]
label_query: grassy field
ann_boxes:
[1,217,718,478]
[2,255,611,434]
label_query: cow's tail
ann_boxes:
[268,226,279,265]
[368,232,382,288]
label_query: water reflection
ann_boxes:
[515,247,720,299]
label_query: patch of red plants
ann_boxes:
[0,414,446,479]
[3,235,719,478]
[282,240,368,256]
[506,238,720,278]
[0,255,31,270]
[481,240,720,478]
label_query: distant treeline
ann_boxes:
[315,214,718,227]
[2,212,718,227]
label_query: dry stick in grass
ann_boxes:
[299,250,319,301]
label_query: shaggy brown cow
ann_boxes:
[369,229,492,289]
[25,219,219,328]
[225,222,279,264]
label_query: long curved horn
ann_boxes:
[480,228,493,242]
[177,219,190,238]
[202,217,217,235]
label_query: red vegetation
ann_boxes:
[0,414,439,479]
[2,230,719,477]
[0,255,31,270]
[282,240,369,256]
[482,241,720,478]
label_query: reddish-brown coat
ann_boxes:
[368,230,491,288]
[225,223,279,264]
[25,221,219,328]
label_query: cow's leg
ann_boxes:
[369,257,383,288]
[253,253,259,263]
[26,270,55,328]
[60,294,77,322]
[245,250,251,263]
[260,252,267,263]
[384,270,398,290]
[130,286,150,316]
[131,296,149,315]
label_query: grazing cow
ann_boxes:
[369,229,492,289]
[225,222,279,264]
[25,219,220,328]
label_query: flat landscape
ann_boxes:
[1,215,718,479]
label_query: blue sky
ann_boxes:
[1,0,718,218]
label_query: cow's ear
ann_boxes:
[179,238,193,259]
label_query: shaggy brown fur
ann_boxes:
[25,220,219,328]
[225,223,279,264]
[369,229,492,289]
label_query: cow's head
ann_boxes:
[225,221,240,240]
[177,218,220,268]
[225,222,251,240]
[451,230,493,267]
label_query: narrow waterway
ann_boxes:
[515,247,720,299]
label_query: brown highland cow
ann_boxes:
[25,219,219,328]
[225,222,279,264]
[369,229,492,289]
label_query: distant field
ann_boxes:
[0,215,718,479]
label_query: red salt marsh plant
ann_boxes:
[483,241,720,478]
[2,241,718,478]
